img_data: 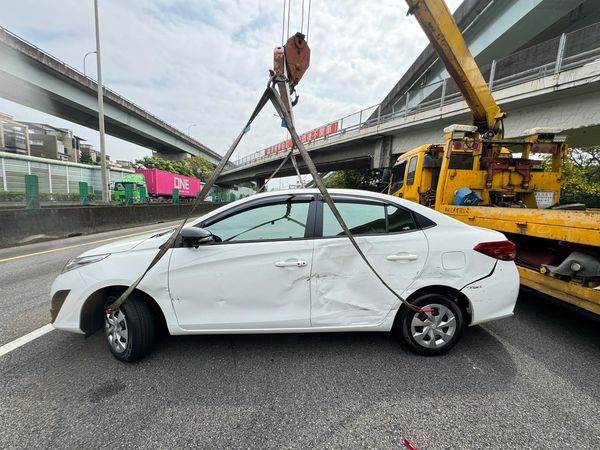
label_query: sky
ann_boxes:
[0,0,461,166]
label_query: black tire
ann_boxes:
[396,293,464,356]
[104,294,156,362]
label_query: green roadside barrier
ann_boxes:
[124,182,134,206]
[139,185,148,203]
[25,174,40,209]
[79,181,89,206]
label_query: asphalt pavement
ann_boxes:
[0,225,599,449]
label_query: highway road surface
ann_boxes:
[0,222,599,448]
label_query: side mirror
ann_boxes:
[180,227,215,247]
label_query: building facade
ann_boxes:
[0,112,133,171]
[0,113,29,156]
[21,122,82,162]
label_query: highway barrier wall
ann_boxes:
[0,203,223,248]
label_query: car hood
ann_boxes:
[78,228,175,257]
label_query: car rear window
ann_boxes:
[387,205,417,232]
[322,201,421,237]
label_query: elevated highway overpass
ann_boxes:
[0,26,221,164]
[219,0,600,185]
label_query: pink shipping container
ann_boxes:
[135,169,201,198]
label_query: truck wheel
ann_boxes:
[104,294,156,362]
[397,293,464,356]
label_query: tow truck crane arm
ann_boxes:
[405,0,505,138]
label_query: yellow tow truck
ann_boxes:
[389,0,600,314]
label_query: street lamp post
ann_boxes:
[94,0,109,203]
[187,124,197,135]
[83,50,96,76]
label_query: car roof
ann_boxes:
[195,188,467,229]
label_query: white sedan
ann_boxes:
[51,189,519,362]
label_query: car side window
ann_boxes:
[387,205,417,232]
[391,161,407,192]
[406,156,418,185]
[205,201,309,242]
[322,202,386,237]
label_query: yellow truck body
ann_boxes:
[390,137,600,314]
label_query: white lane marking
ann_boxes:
[0,324,55,358]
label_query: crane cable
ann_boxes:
[286,0,291,40]
[306,0,312,41]
[281,0,286,45]
[301,0,305,34]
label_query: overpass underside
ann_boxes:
[0,28,221,165]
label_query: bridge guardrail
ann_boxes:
[233,21,600,168]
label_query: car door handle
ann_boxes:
[386,253,418,262]
[274,260,307,268]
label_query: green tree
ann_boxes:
[79,148,93,165]
[560,146,600,207]
[324,169,387,192]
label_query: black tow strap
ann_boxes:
[109,86,272,311]
[110,79,420,314]
[256,147,295,193]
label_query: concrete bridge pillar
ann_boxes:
[372,136,394,169]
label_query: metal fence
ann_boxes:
[233,21,600,167]
[0,151,133,195]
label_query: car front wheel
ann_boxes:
[104,294,156,362]
[398,293,464,356]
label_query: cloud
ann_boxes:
[0,0,461,164]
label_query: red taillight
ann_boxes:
[473,240,517,261]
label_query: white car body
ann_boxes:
[51,189,519,339]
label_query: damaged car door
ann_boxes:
[168,195,315,330]
[310,196,428,327]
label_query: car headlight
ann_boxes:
[62,254,110,273]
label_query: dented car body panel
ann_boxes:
[51,189,519,337]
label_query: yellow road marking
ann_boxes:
[0,226,174,264]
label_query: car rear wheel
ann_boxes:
[398,293,464,356]
[104,294,156,362]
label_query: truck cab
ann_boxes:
[389,125,567,210]
[390,144,443,208]
[111,173,148,204]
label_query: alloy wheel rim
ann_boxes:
[105,309,128,353]
[410,303,456,349]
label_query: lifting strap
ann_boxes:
[256,147,294,193]
[109,86,272,311]
[110,79,421,314]
[290,153,305,187]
